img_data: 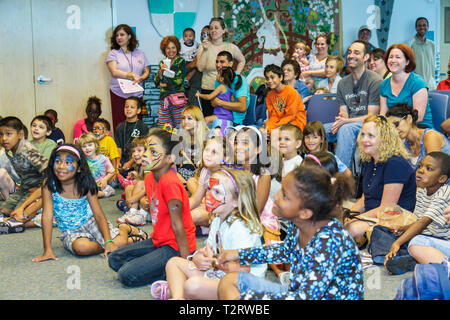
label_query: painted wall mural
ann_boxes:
[216,0,340,90]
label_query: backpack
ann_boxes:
[395,259,450,300]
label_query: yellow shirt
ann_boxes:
[98,135,120,163]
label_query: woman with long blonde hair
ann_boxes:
[345,115,417,244]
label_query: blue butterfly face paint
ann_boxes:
[65,155,75,172]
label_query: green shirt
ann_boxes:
[30,138,57,159]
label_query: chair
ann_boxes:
[243,93,257,126]
[306,93,339,124]
[428,91,449,134]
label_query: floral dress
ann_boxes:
[238,218,364,300]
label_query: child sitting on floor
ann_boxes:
[0,117,48,234]
[78,133,115,198]
[44,109,65,145]
[29,115,57,159]
[116,137,150,227]
[93,118,120,181]
[31,144,146,262]
[384,152,450,275]
[152,168,266,300]
[217,165,363,300]
[107,128,197,288]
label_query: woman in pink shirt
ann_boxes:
[106,24,150,130]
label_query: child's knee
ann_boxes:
[71,238,100,256]
[218,272,239,300]
[184,277,204,298]
[165,256,184,273]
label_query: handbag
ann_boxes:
[167,92,188,107]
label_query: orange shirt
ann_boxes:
[265,85,306,132]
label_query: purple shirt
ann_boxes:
[106,48,149,98]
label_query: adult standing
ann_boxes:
[379,43,433,129]
[106,24,150,131]
[302,34,329,89]
[408,17,437,91]
[323,40,383,169]
[345,115,416,243]
[154,36,188,130]
[196,17,246,118]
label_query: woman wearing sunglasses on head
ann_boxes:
[386,103,450,171]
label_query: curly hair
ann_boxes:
[160,36,181,56]
[358,115,409,163]
[110,24,139,52]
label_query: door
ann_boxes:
[0,0,113,142]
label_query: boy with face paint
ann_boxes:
[93,118,120,177]
[0,117,48,233]
[108,129,197,287]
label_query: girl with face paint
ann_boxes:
[33,144,147,263]
[158,168,265,300]
[188,136,227,229]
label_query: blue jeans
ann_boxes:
[108,238,180,287]
[408,234,450,258]
[237,272,288,295]
[323,121,362,169]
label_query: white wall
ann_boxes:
[112,0,213,65]
[341,0,440,52]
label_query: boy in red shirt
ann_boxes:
[263,64,306,136]
[108,128,196,287]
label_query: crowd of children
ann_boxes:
[1,16,450,302]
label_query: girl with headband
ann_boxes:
[33,144,147,262]
[152,168,265,300]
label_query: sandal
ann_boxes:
[151,280,168,300]
[118,223,148,243]
[116,199,130,213]
[129,229,148,243]
[0,218,25,234]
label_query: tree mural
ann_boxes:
[216,0,340,90]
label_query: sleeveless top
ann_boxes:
[201,42,233,90]
[52,192,93,231]
[253,174,280,232]
[404,128,450,170]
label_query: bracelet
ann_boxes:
[104,239,114,246]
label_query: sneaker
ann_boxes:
[125,210,147,226]
[279,271,291,286]
[385,255,416,275]
[0,218,25,234]
[117,209,138,224]
[103,185,115,198]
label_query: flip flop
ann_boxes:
[151,280,168,300]
[116,199,130,213]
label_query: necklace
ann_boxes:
[121,48,133,73]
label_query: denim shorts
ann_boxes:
[408,234,450,258]
[237,272,288,296]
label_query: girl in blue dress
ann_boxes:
[32,144,145,262]
[216,165,364,300]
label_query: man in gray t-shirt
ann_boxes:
[324,40,382,169]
